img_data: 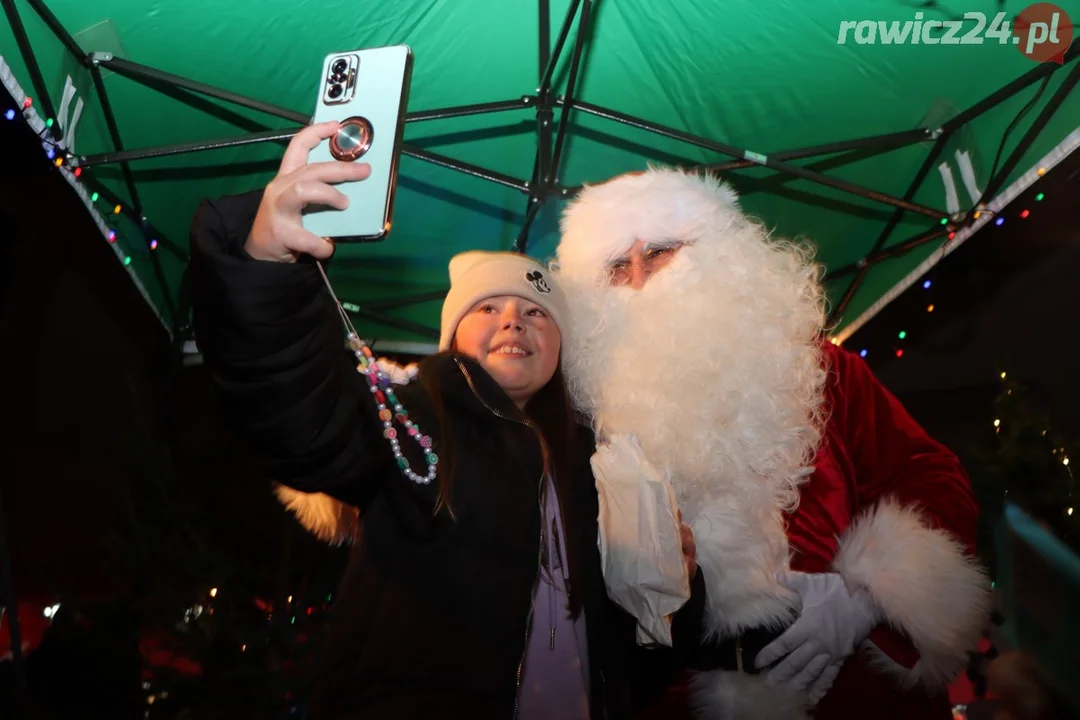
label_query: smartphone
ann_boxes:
[302,45,413,242]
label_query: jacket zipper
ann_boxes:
[454,359,548,720]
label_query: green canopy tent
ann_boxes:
[2,0,1078,359]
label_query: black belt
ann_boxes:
[687,624,790,676]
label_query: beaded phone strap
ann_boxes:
[316,262,438,485]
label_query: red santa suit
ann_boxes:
[550,167,993,719]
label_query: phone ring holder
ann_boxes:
[330,116,374,161]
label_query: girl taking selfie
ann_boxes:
[189,122,706,720]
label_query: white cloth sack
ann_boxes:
[592,434,691,646]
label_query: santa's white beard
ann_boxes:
[560,222,830,638]
[560,220,830,534]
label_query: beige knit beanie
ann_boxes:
[439,250,569,351]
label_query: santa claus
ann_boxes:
[550,166,993,720]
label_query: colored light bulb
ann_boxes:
[923,280,931,289]
[4,109,14,121]
[895,349,903,357]
[150,239,158,251]
[1036,193,1044,201]
[123,256,132,266]
[91,192,99,202]
[859,349,867,358]
[927,304,934,312]
[995,217,1004,226]
[898,331,906,339]
[1020,209,1029,218]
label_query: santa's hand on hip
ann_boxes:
[755,570,882,703]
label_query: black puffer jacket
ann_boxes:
[189,191,707,720]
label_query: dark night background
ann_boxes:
[1,76,1078,717]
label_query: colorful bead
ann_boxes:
[343,330,437,485]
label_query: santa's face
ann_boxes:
[557,210,829,520]
[606,240,685,289]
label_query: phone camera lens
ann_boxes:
[328,84,344,99]
[332,59,348,75]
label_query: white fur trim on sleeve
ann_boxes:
[274,484,359,546]
[268,357,416,546]
[832,496,992,691]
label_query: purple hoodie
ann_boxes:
[515,474,592,719]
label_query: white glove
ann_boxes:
[755,571,881,704]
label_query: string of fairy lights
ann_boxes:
[828,167,1072,522]
[994,369,1074,520]
[6,94,161,269]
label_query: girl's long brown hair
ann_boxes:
[421,355,584,617]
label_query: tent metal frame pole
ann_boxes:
[558,127,936,192]
[87,54,534,191]
[871,225,954,262]
[514,0,588,252]
[24,0,84,62]
[407,97,534,122]
[699,128,934,173]
[516,0,555,254]
[940,41,1079,135]
[88,64,143,214]
[84,57,184,327]
[536,0,554,197]
[826,130,954,320]
[77,127,302,167]
[75,97,539,166]
[561,98,949,220]
[826,47,1079,324]
[1,0,62,142]
[979,60,1080,203]
[94,54,310,123]
[825,225,953,280]
[538,0,582,99]
[549,0,591,187]
[80,177,187,259]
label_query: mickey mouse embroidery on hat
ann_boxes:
[526,270,551,293]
